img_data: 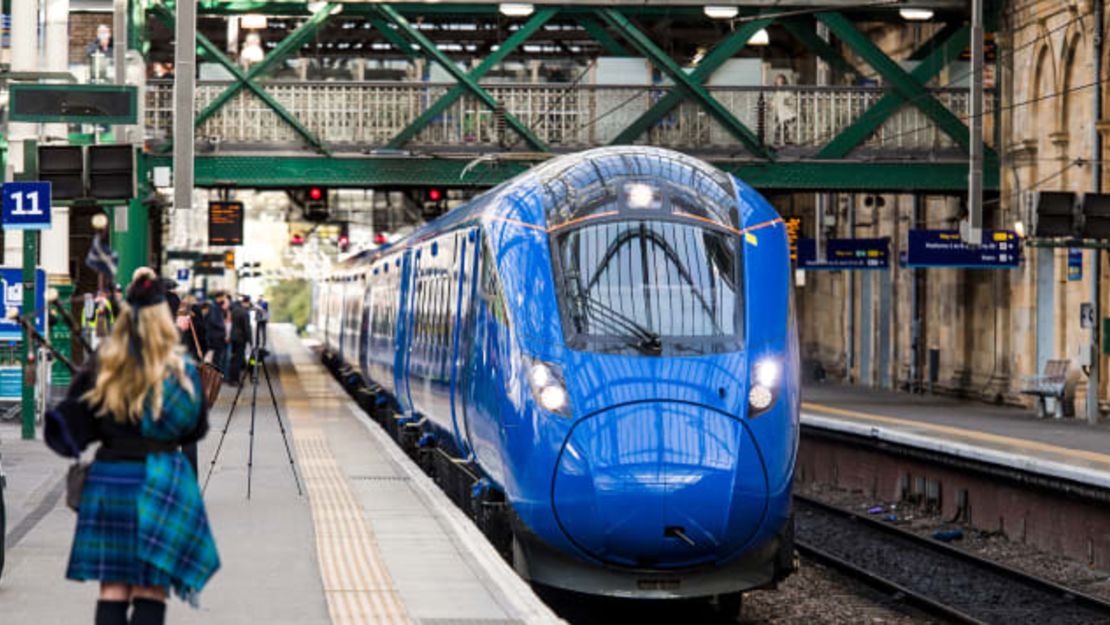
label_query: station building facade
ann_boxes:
[795,1,1108,415]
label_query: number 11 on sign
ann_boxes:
[1,182,52,230]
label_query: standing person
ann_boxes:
[255,297,270,349]
[44,275,220,625]
[227,296,252,384]
[204,293,229,378]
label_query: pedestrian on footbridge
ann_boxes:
[43,273,220,625]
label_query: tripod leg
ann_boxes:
[262,358,303,496]
[202,379,247,495]
[247,360,261,500]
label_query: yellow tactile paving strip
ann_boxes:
[803,401,1110,472]
[280,375,413,625]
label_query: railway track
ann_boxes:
[794,494,1110,625]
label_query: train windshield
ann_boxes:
[551,183,743,357]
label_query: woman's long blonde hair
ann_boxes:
[83,299,194,423]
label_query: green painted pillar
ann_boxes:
[51,282,74,386]
[113,198,149,285]
[20,231,38,440]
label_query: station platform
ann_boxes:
[801,383,1110,491]
[0,325,561,624]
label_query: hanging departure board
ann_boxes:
[208,201,244,246]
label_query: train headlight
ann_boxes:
[526,359,572,417]
[539,386,569,413]
[749,357,781,416]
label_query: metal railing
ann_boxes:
[145,80,980,155]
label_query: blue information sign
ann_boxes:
[1,181,52,230]
[177,268,191,283]
[1068,248,1083,281]
[796,238,890,270]
[0,267,46,341]
[0,365,21,401]
[904,229,1021,269]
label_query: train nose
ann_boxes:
[552,402,768,569]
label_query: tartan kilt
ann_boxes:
[67,460,173,588]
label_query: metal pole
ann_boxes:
[20,142,38,440]
[113,0,127,84]
[173,0,197,217]
[846,194,855,381]
[964,0,984,245]
[1090,0,1104,425]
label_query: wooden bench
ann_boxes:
[1020,359,1077,418]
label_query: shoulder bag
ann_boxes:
[190,320,223,409]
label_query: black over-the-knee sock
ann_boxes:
[129,598,166,625]
[95,600,129,625]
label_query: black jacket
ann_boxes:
[204,304,227,353]
[230,305,252,345]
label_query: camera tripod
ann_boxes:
[203,332,302,500]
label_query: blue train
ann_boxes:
[315,146,799,604]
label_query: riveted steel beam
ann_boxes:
[152,4,331,155]
[367,15,418,60]
[599,8,772,160]
[376,4,547,151]
[578,15,630,56]
[817,12,984,157]
[388,8,558,149]
[780,17,865,80]
[193,3,337,129]
[817,22,969,159]
[611,17,774,145]
[147,155,997,193]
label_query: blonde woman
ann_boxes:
[46,275,220,625]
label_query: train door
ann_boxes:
[359,280,373,381]
[449,228,480,457]
[394,251,416,415]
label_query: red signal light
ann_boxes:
[428,188,443,202]
[373,233,387,245]
[308,187,324,201]
[290,233,305,246]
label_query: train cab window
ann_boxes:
[551,199,742,357]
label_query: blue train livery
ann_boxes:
[314,146,799,602]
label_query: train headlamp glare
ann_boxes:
[539,386,569,413]
[527,360,571,417]
[748,385,774,412]
[625,183,656,209]
[754,358,781,388]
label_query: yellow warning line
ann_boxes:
[279,366,412,625]
[803,401,1110,468]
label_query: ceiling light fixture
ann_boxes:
[899,8,934,21]
[703,5,739,20]
[499,3,535,17]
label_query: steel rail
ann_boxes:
[795,494,1110,624]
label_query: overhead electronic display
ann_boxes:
[208,201,245,246]
[10,84,138,124]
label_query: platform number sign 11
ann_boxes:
[1,182,52,230]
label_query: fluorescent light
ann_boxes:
[240,14,267,30]
[749,28,770,46]
[704,5,739,20]
[899,8,934,21]
[1014,221,1026,238]
[499,3,534,17]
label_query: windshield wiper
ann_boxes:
[577,292,663,356]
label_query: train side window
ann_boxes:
[480,239,508,324]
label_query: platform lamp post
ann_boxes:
[1090,0,1104,425]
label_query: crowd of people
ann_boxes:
[50,270,272,624]
[82,283,270,387]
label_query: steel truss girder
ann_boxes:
[151,155,997,193]
[611,17,774,146]
[387,8,558,149]
[193,3,336,139]
[376,4,547,151]
[816,12,992,160]
[598,8,773,160]
[152,2,332,155]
